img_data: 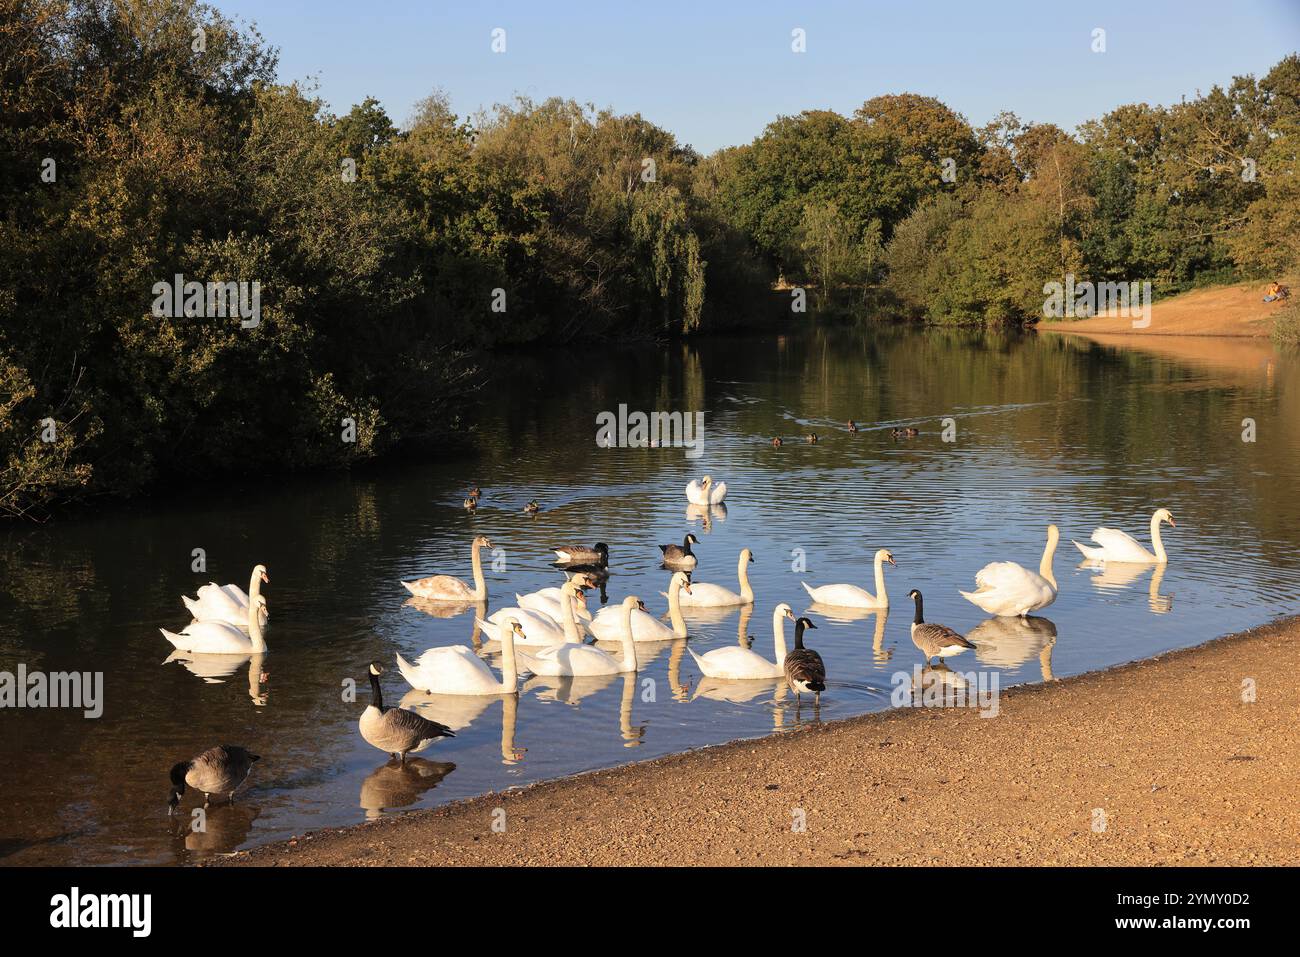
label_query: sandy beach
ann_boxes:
[1039,281,1285,338]
[216,616,1299,867]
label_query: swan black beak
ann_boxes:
[887,557,896,566]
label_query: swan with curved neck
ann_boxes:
[395,618,523,696]
[401,536,491,602]
[960,525,1059,617]
[183,564,269,629]
[802,549,895,608]
[161,595,268,654]
[688,603,795,680]
[685,475,727,506]
[590,572,693,641]
[483,581,584,645]
[1073,508,1176,564]
[517,597,643,677]
[673,548,755,606]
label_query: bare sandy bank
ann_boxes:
[214,616,1300,867]
[1040,281,1285,337]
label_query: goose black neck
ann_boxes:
[794,619,806,649]
[681,535,693,553]
[369,671,384,710]
[912,593,924,625]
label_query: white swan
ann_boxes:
[481,581,584,645]
[401,535,491,602]
[685,475,727,506]
[801,548,895,608]
[1073,508,1175,563]
[517,587,593,623]
[517,597,641,677]
[589,572,692,641]
[395,617,523,696]
[688,603,795,680]
[182,565,268,629]
[667,548,755,607]
[161,595,268,655]
[961,524,1060,617]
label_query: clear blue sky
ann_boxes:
[213,0,1300,152]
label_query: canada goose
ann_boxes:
[802,548,895,608]
[659,533,699,569]
[847,420,859,432]
[401,535,492,602]
[670,547,755,606]
[182,564,269,629]
[805,433,818,444]
[783,617,826,704]
[961,525,1059,617]
[1074,508,1175,563]
[685,475,728,505]
[523,500,541,516]
[553,542,609,566]
[771,437,783,448]
[162,594,268,655]
[168,745,260,813]
[907,589,975,663]
[360,662,454,764]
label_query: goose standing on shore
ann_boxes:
[659,533,700,569]
[590,572,692,641]
[783,617,826,704]
[672,548,755,606]
[360,662,454,764]
[553,542,609,566]
[1073,508,1176,564]
[961,525,1060,617]
[802,548,895,608]
[516,597,643,677]
[908,589,975,664]
[168,745,260,813]
[182,564,269,630]
[396,619,525,696]
[689,603,794,680]
[401,535,492,602]
[162,595,268,655]
[685,475,727,506]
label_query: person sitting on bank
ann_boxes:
[1263,281,1289,302]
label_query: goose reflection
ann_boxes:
[399,689,525,764]
[177,801,259,855]
[897,662,971,707]
[1078,559,1172,613]
[163,651,269,705]
[359,757,456,820]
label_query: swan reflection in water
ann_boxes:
[359,758,456,820]
[174,802,259,856]
[399,689,525,764]
[685,502,727,532]
[163,651,269,705]
[967,615,1058,682]
[403,597,487,622]
[1077,559,1172,614]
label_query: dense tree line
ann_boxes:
[1,0,1296,516]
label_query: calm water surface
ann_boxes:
[3,324,1299,865]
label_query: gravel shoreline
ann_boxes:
[212,616,1299,867]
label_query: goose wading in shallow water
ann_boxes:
[669,547,755,606]
[685,475,727,506]
[167,745,260,813]
[401,535,492,602]
[360,662,454,764]
[161,595,268,655]
[182,564,269,630]
[783,617,826,704]
[517,596,643,677]
[908,589,976,664]
[960,524,1060,617]
[689,603,795,680]
[659,533,700,569]
[481,580,587,645]
[1074,508,1176,564]
[552,542,609,566]
[802,548,895,608]
[589,571,693,641]
[396,619,524,696]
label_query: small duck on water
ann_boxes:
[523,500,541,516]
[891,427,920,439]
[847,420,859,433]
[771,437,783,448]
[805,433,819,444]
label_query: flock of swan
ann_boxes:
[155,473,1177,805]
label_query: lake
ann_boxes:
[2,323,1299,865]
